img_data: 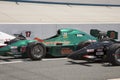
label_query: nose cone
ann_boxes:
[68,53,81,60]
[68,48,87,60]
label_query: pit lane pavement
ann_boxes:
[0,56,120,80]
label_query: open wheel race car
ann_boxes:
[0,28,97,60]
[68,29,120,66]
[34,28,97,57]
[0,31,46,60]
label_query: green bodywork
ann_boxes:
[0,40,36,56]
[43,28,97,56]
[0,28,97,57]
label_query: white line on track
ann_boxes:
[0,58,67,64]
[0,61,23,65]
[42,58,67,61]
[108,78,120,80]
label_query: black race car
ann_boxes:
[68,29,120,66]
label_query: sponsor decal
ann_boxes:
[45,41,70,45]
[77,34,83,37]
[63,33,68,38]
[87,49,94,52]
[61,48,73,54]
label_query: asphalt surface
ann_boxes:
[0,57,120,80]
[0,1,120,23]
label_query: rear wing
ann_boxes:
[90,29,118,39]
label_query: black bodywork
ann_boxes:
[68,41,113,60]
[68,29,120,66]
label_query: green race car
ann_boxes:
[0,28,97,60]
[0,32,46,60]
[35,28,97,58]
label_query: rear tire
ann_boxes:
[107,44,120,66]
[27,43,46,60]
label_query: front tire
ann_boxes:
[27,43,46,60]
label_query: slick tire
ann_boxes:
[27,42,46,60]
[107,44,120,66]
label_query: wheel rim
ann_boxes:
[32,45,44,58]
[115,48,120,62]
